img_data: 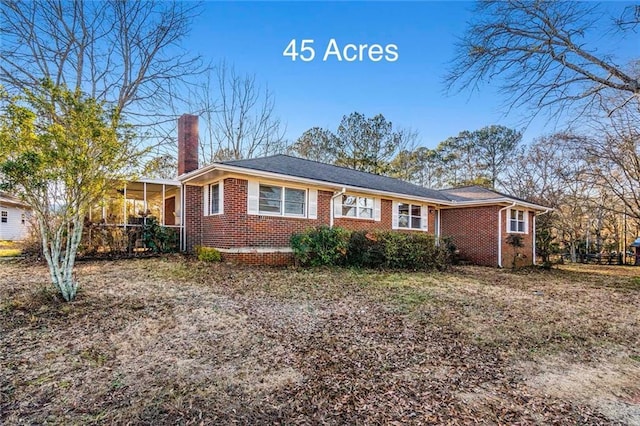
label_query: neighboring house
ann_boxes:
[0,192,32,241]
[175,114,550,266]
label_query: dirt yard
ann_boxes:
[1,258,639,424]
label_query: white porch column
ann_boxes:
[123,184,127,230]
[162,184,166,226]
[143,182,147,225]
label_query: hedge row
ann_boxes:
[290,226,452,271]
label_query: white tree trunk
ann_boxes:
[38,214,84,302]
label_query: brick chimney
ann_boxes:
[178,114,199,175]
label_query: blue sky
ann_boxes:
[185,1,636,149]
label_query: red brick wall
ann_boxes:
[335,200,438,233]
[440,206,500,266]
[220,251,294,266]
[186,177,438,264]
[334,199,392,230]
[184,185,203,252]
[187,179,536,267]
[177,115,199,175]
[201,178,332,249]
[441,206,535,267]
[501,210,535,268]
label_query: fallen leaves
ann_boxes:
[1,258,638,424]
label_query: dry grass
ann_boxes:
[1,257,639,424]
[0,240,21,257]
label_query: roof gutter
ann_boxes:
[330,188,346,228]
[532,209,552,266]
[179,162,451,206]
[497,202,517,268]
[179,163,551,212]
[440,197,549,211]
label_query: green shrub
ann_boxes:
[292,227,451,271]
[195,246,222,262]
[290,226,350,266]
[376,232,449,271]
[142,216,179,253]
[506,233,525,269]
[441,237,460,265]
[346,231,384,268]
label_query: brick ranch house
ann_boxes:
[170,114,550,266]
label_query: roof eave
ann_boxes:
[0,198,31,209]
[129,177,181,186]
[443,198,552,211]
[179,164,552,210]
[179,163,452,205]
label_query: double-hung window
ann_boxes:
[209,183,220,215]
[398,203,422,229]
[342,195,374,219]
[509,209,526,233]
[1,211,7,223]
[259,184,306,216]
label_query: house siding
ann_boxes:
[0,204,31,241]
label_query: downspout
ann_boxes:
[533,209,551,265]
[435,208,441,246]
[330,188,346,228]
[181,183,186,252]
[497,202,517,268]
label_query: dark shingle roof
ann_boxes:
[216,155,547,208]
[439,186,505,201]
[440,185,538,205]
[221,155,452,201]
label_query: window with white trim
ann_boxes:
[209,183,220,214]
[342,195,373,219]
[21,213,26,225]
[259,184,306,216]
[398,203,422,229]
[1,211,7,223]
[509,209,526,233]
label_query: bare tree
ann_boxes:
[141,154,177,180]
[196,62,286,164]
[429,125,521,189]
[0,0,203,130]
[504,136,566,204]
[446,1,640,118]
[581,102,640,221]
[504,134,596,262]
